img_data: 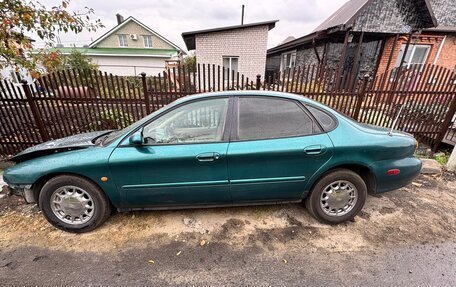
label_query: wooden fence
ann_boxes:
[0,62,455,157]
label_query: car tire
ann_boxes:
[38,175,111,233]
[305,169,367,224]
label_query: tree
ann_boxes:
[182,54,196,73]
[0,0,103,77]
[64,49,98,70]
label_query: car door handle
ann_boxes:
[304,145,326,155]
[196,152,220,162]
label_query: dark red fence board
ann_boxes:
[0,62,455,157]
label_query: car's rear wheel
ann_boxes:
[39,175,111,233]
[305,169,367,224]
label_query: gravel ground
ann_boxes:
[0,173,455,286]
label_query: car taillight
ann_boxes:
[387,169,400,175]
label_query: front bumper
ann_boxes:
[6,184,36,203]
[3,169,36,203]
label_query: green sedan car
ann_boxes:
[3,91,421,233]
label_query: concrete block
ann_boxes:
[0,175,5,189]
[421,158,442,174]
[447,148,456,172]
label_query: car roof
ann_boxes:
[171,90,330,110]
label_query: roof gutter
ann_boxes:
[58,52,174,58]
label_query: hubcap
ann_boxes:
[320,180,358,217]
[50,186,95,225]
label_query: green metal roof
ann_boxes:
[51,47,178,57]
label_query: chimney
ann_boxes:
[116,13,124,25]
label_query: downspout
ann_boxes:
[433,35,446,65]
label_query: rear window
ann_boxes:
[306,105,337,131]
[237,97,321,141]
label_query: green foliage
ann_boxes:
[90,109,134,130]
[64,50,98,71]
[434,152,449,166]
[0,0,103,75]
[126,76,142,90]
[182,55,196,73]
[47,49,98,75]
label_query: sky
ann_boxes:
[35,0,349,51]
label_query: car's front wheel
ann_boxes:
[305,169,367,224]
[39,175,111,233]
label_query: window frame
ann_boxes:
[230,96,324,142]
[305,104,339,132]
[222,56,239,80]
[119,96,234,147]
[143,35,153,48]
[280,50,297,72]
[118,34,128,47]
[394,44,431,69]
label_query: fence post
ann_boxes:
[433,95,456,151]
[256,74,261,90]
[353,74,369,121]
[21,79,49,142]
[141,72,151,114]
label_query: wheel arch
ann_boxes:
[304,163,376,199]
[31,172,114,208]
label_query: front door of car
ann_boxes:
[109,97,232,208]
[227,96,333,203]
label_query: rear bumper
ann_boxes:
[370,157,422,193]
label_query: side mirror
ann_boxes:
[128,130,143,145]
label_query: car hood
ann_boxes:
[10,130,112,163]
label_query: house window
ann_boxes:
[394,44,430,69]
[223,56,239,80]
[143,35,153,48]
[118,34,128,47]
[280,51,296,72]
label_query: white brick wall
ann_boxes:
[195,25,269,81]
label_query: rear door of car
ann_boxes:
[227,96,334,203]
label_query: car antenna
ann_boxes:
[388,104,405,136]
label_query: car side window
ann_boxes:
[236,97,320,141]
[143,98,229,144]
[306,105,337,131]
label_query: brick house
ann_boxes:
[182,20,278,81]
[376,27,456,76]
[266,0,456,79]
